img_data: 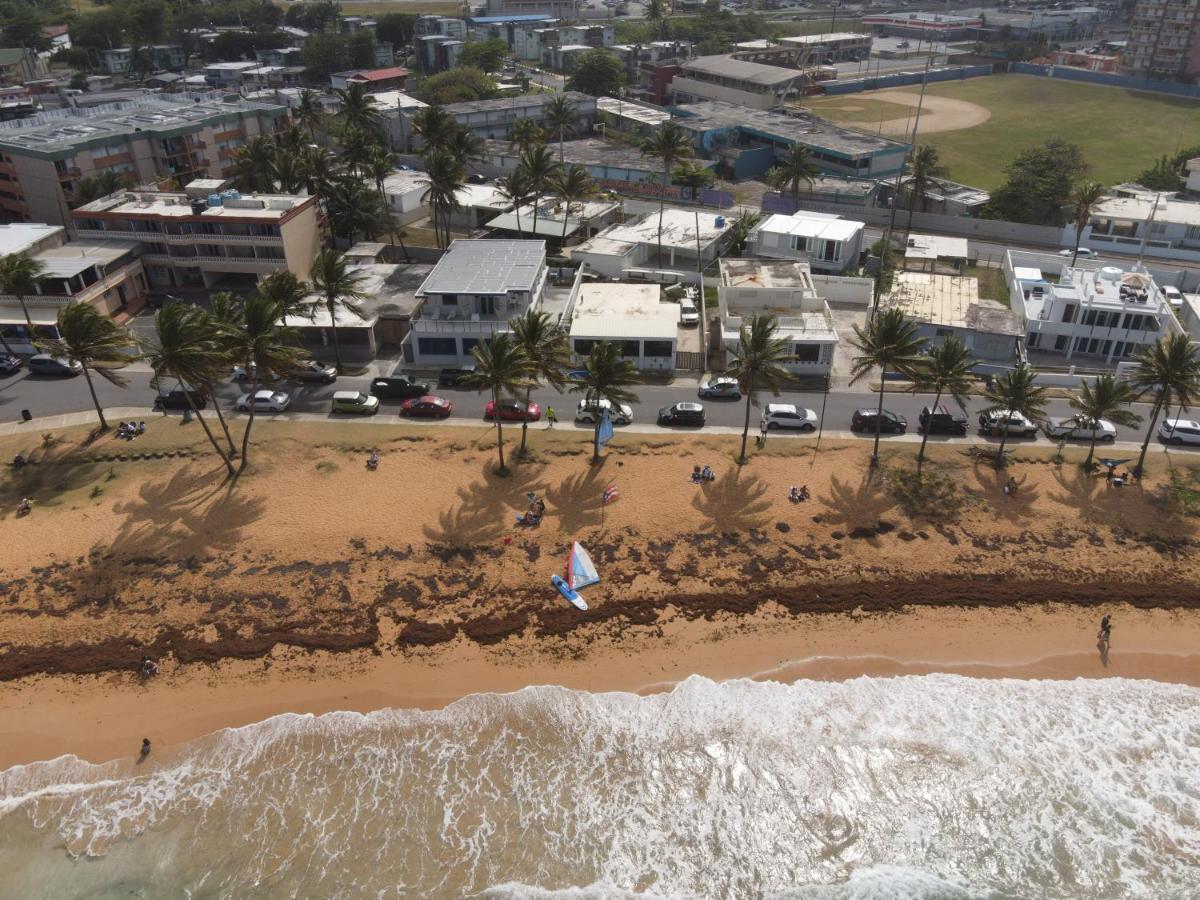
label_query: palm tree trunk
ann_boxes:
[917,385,942,468]
[397,232,412,262]
[17,294,33,331]
[519,384,532,456]
[531,192,541,239]
[905,189,918,236]
[739,388,752,464]
[514,203,523,239]
[207,384,237,455]
[1133,396,1163,479]
[187,391,235,477]
[238,376,259,474]
[1070,222,1083,266]
[80,362,108,431]
[994,407,1013,466]
[1085,431,1098,467]
[493,386,506,473]
[657,168,667,268]
[694,207,702,276]
[0,329,14,355]
[593,416,601,464]
[327,300,343,371]
[871,369,887,466]
[559,126,565,165]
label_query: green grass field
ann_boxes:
[804,74,1200,190]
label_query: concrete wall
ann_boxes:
[812,273,873,305]
[822,64,993,95]
[1009,62,1200,100]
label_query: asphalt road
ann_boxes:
[2,365,1188,454]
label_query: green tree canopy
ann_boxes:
[418,67,499,104]
[375,12,418,48]
[567,49,624,96]
[459,37,510,73]
[982,139,1087,226]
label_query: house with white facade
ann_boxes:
[750,211,865,274]
[716,259,841,376]
[1066,186,1200,264]
[567,283,679,370]
[1006,251,1178,364]
[570,207,733,284]
[405,239,548,366]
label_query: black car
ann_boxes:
[851,408,908,434]
[0,354,22,376]
[467,173,489,185]
[370,375,431,400]
[657,402,706,427]
[918,404,969,436]
[439,366,477,387]
[153,389,208,411]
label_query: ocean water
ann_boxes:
[1,674,1198,899]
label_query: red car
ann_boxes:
[400,395,453,418]
[485,398,542,422]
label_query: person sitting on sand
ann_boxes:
[789,486,802,503]
[701,465,715,482]
[139,738,151,759]
[136,421,146,436]
[140,653,158,679]
[367,450,380,470]
[17,496,32,515]
[1003,477,1018,497]
[691,465,703,484]
[12,452,25,469]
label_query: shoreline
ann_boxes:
[3,602,1199,771]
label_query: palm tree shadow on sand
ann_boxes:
[972,461,1040,522]
[818,473,897,537]
[691,467,772,532]
[423,460,546,546]
[543,461,607,533]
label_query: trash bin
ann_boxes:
[20,409,31,422]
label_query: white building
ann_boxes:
[1006,251,1178,364]
[203,61,260,88]
[1067,187,1200,264]
[750,211,865,274]
[382,171,512,229]
[567,282,679,370]
[570,207,733,285]
[405,239,548,366]
[716,259,841,376]
[487,196,621,241]
[670,55,810,110]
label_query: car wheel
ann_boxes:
[236,404,247,412]
[1102,434,1115,443]
[802,424,815,433]
[767,422,779,431]
[1171,435,1184,445]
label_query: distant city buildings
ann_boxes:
[1125,0,1200,80]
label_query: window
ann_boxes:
[1027,331,1041,348]
[619,340,640,358]
[479,296,497,315]
[824,241,837,261]
[793,344,820,363]
[935,327,953,337]
[441,294,458,305]
[574,338,596,355]
[1054,335,1069,351]
[417,337,456,356]
[644,340,673,357]
[1060,303,1076,324]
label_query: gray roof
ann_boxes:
[681,55,808,86]
[444,91,594,116]
[416,239,545,296]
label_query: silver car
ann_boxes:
[575,397,633,425]
[235,390,291,413]
[1043,417,1117,442]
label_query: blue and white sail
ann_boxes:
[567,541,600,592]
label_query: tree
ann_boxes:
[366,146,402,248]
[0,251,44,331]
[271,149,307,194]
[229,136,279,193]
[904,144,945,235]
[325,175,387,243]
[1067,180,1106,266]
[309,248,368,371]
[569,341,640,464]
[510,309,570,456]
[979,364,1049,466]
[70,170,133,208]
[226,294,305,473]
[568,48,624,96]
[256,270,313,321]
[202,292,246,456]
[646,0,668,39]
[446,125,485,170]
[294,89,325,143]
[347,30,376,69]
[518,144,561,241]
[299,145,341,200]
[334,81,383,137]
[909,335,973,467]
[552,165,598,245]
[375,12,419,49]
[726,211,762,256]
[418,67,499,104]
[140,301,236,476]
[848,307,925,467]
[41,303,131,432]
[725,315,795,464]
[465,333,532,475]
[672,160,714,274]
[544,94,579,165]
[496,168,534,238]
[642,122,694,271]
[1067,373,1141,468]
[459,37,510,73]
[420,148,465,248]
[301,32,353,80]
[982,139,1087,226]
[509,117,545,154]
[767,143,819,210]
[1128,335,1200,479]
[412,104,457,151]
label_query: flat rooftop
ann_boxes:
[569,283,677,340]
[416,239,545,296]
[593,207,730,251]
[720,258,816,291]
[485,137,705,175]
[779,32,870,47]
[905,233,969,260]
[884,271,1022,336]
[358,90,427,112]
[445,91,592,116]
[595,96,673,127]
[36,241,137,278]
[757,211,864,243]
[680,55,809,87]
[1093,192,1200,228]
[897,175,988,205]
[78,190,311,220]
[0,222,63,256]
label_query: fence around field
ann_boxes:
[1009,62,1200,100]
[821,64,994,95]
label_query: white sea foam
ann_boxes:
[1,675,1198,899]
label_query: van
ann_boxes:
[1162,285,1183,310]
[28,354,81,377]
[679,296,699,327]
[331,391,380,415]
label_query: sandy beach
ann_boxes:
[2,419,1199,769]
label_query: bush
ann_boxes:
[883,465,963,522]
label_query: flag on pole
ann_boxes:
[602,483,619,505]
[597,406,614,447]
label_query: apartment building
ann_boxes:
[485,0,581,18]
[670,55,809,110]
[428,92,596,142]
[99,45,188,75]
[413,15,468,39]
[416,35,465,74]
[750,211,865,274]
[514,23,614,61]
[1068,187,1200,263]
[571,207,733,284]
[405,239,548,366]
[1125,0,1200,79]
[0,96,288,226]
[71,183,322,290]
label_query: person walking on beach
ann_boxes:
[1099,614,1112,644]
[546,406,557,429]
[139,738,151,760]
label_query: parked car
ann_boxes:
[467,173,489,185]
[401,395,453,418]
[289,360,337,383]
[370,374,430,400]
[575,397,633,425]
[235,390,290,413]
[657,401,706,427]
[1159,418,1200,445]
[153,389,208,411]
[331,391,380,415]
[1043,417,1117,442]
[762,403,817,431]
[918,405,969,436]
[678,295,700,327]
[1162,285,1183,310]
[438,366,477,387]
[27,354,81,377]
[486,398,541,422]
[979,411,1038,437]
[851,408,908,434]
[231,363,278,383]
[698,376,741,400]
[1059,247,1097,258]
[0,354,22,376]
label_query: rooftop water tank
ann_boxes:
[1098,266,1123,282]
[715,215,726,229]
[222,189,240,201]
[207,193,223,207]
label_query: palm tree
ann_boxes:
[909,335,974,467]
[725,315,795,464]
[447,125,485,171]
[334,82,383,137]
[41,302,132,432]
[672,160,714,274]
[1067,180,1106,266]
[551,164,597,245]
[979,364,1050,466]
[202,293,245,456]
[519,144,561,240]
[496,168,534,238]
[226,294,305,473]
[256,270,313,321]
[140,301,236,476]
[366,145,401,247]
[295,89,325,143]
[848,307,926,467]
[510,309,570,456]
[325,175,388,243]
[229,136,279,193]
[727,211,762,256]
[1067,373,1142,467]
[0,251,45,331]
[1128,334,1200,478]
[509,117,545,154]
[340,127,377,178]
[544,95,579,164]
[69,169,132,207]
[309,249,368,371]
[903,144,945,235]
[767,143,819,211]
[299,146,341,201]
[277,123,308,155]
[421,149,465,248]
[569,341,640,464]
[271,150,307,194]
[646,0,668,39]
[642,122,694,268]
[412,104,457,151]
[464,333,532,475]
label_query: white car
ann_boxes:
[1059,247,1097,258]
[1160,418,1200,445]
[1043,417,1117,442]
[231,363,279,383]
[979,411,1038,437]
[575,397,634,425]
[235,390,291,413]
[762,403,818,432]
[678,297,700,327]
[698,376,741,400]
[1162,285,1183,310]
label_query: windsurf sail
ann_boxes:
[566,541,600,592]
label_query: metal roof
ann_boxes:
[416,240,545,296]
[681,55,808,87]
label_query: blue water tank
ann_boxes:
[222,189,240,201]
[207,193,223,207]
[715,216,726,229]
